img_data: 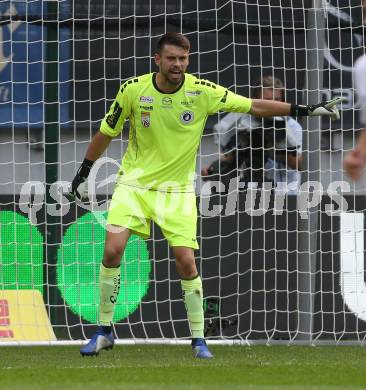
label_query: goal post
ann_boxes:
[0,0,366,345]
[297,0,325,342]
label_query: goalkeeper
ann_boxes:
[70,32,343,358]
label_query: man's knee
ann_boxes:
[103,228,130,267]
[103,244,124,266]
[176,254,197,278]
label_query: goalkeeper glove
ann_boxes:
[290,97,346,120]
[69,158,94,202]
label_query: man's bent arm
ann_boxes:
[355,128,366,158]
[343,129,366,181]
[69,131,113,200]
[287,153,302,170]
[85,131,113,162]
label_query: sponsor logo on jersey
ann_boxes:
[140,96,154,103]
[106,102,122,129]
[141,111,151,128]
[181,99,194,107]
[140,105,153,111]
[185,90,202,97]
[180,110,194,124]
[162,97,172,105]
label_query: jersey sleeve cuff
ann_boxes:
[100,121,117,137]
[245,98,253,113]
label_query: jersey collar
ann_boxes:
[152,72,185,94]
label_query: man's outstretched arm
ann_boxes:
[249,97,345,120]
[69,131,113,201]
[249,99,291,117]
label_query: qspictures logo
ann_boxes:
[16,157,352,233]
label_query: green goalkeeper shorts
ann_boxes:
[107,184,199,249]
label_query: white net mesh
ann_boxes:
[0,0,366,344]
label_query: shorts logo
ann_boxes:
[140,96,154,104]
[162,97,172,105]
[180,110,194,124]
[141,111,151,128]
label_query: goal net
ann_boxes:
[0,0,365,344]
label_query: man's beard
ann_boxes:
[165,70,183,85]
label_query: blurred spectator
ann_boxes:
[343,1,366,180]
[201,76,303,194]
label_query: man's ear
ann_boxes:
[154,53,160,66]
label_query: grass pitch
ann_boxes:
[1,345,365,390]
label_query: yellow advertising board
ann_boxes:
[0,290,56,341]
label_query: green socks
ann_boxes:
[99,263,121,326]
[181,276,204,339]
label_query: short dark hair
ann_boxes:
[157,32,190,53]
[252,75,285,100]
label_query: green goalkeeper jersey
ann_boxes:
[100,72,252,192]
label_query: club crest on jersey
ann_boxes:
[180,110,194,124]
[141,111,151,128]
